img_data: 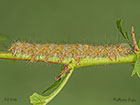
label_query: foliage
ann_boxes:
[116,18,140,78]
[0,19,139,105]
[116,19,133,49]
[30,62,76,105]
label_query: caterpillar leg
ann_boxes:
[108,56,113,61]
[108,55,117,61]
[30,55,36,62]
[114,55,117,60]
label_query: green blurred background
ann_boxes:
[0,0,140,105]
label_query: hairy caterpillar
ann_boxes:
[8,41,133,65]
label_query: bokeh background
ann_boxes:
[0,0,140,105]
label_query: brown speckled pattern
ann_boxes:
[8,41,133,63]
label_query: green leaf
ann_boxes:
[41,65,67,95]
[41,78,62,95]
[131,53,140,77]
[30,92,48,105]
[116,19,133,49]
[30,67,75,105]
[116,19,123,33]
[61,65,66,70]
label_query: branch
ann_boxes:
[0,51,136,67]
[30,67,74,105]
[0,19,139,105]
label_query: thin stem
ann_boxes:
[46,67,74,104]
[30,67,74,105]
[0,51,137,67]
[0,50,137,105]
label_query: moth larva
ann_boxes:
[8,41,133,65]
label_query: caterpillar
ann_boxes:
[8,41,133,65]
